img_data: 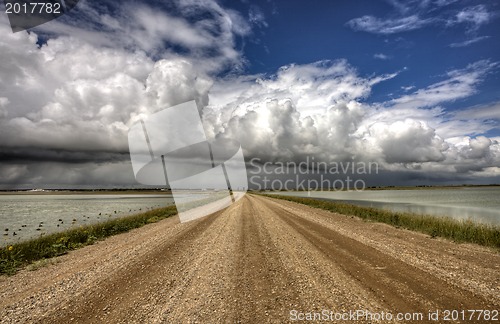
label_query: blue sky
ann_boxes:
[228,0,500,119]
[0,0,499,188]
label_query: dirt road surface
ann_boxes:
[1,194,498,323]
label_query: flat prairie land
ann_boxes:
[0,194,498,323]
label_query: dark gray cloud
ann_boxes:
[0,161,137,189]
[0,147,129,164]
[1,1,500,189]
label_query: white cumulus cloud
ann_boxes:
[0,0,499,187]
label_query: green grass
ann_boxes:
[261,194,500,249]
[0,205,177,275]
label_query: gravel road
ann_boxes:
[1,194,498,323]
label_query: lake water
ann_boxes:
[0,194,175,246]
[273,188,500,226]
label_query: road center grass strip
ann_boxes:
[260,193,500,250]
[0,206,178,275]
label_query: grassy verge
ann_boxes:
[0,205,177,275]
[260,194,500,249]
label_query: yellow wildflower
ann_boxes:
[8,245,13,251]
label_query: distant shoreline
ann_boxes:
[1,184,499,195]
[256,184,500,192]
[363,184,500,191]
[0,189,172,195]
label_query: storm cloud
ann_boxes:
[0,0,499,188]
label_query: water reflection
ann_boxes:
[0,194,175,246]
[275,188,500,226]
[340,199,500,225]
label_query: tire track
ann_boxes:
[1,194,498,323]
[231,195,304,321]
[252,195,494,313]
[40,211,222,323]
